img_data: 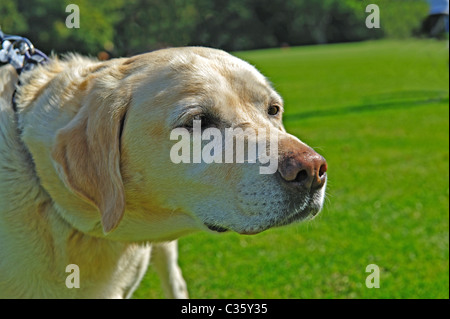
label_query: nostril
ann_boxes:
[319,163,328,178]
[294,169,308,184]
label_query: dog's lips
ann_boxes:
[205,223,229,233]
[205,222,263,235]
[203,185,325,235]
[238,229,264,235]
[205,222,262,235]
[204,205,316,235]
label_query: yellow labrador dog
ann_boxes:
[0,47,327,298]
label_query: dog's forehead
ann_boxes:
[174,47,269,87]
[130,48,283,128]
[169,48,282,107]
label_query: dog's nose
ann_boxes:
[278,140,327,190]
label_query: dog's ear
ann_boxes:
[51,79,130,234]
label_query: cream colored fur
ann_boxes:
[0,47,326,298]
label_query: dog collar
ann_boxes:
[0,29,50,111]
[0,30,49,74]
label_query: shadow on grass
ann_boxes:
[284,90,449,123]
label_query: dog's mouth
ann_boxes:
[205,223,261,235]
[203,208,309,235]
[203,187,325,235]
[205,223,229,233]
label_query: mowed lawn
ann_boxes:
[134,40,449,299]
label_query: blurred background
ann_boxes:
[0,0,443,57]
[1,0,448,299]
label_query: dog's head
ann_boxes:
[48,47,327,240]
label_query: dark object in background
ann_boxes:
[421,13,449,38]
[420,0,449,39]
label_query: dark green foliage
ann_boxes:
[1,0,429,57]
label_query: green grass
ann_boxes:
[134,39,449,299]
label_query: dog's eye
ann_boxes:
[194,114,209,127]
[268,105,280,116]
[185,114,212,129]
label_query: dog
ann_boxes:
[0,47,327,298]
